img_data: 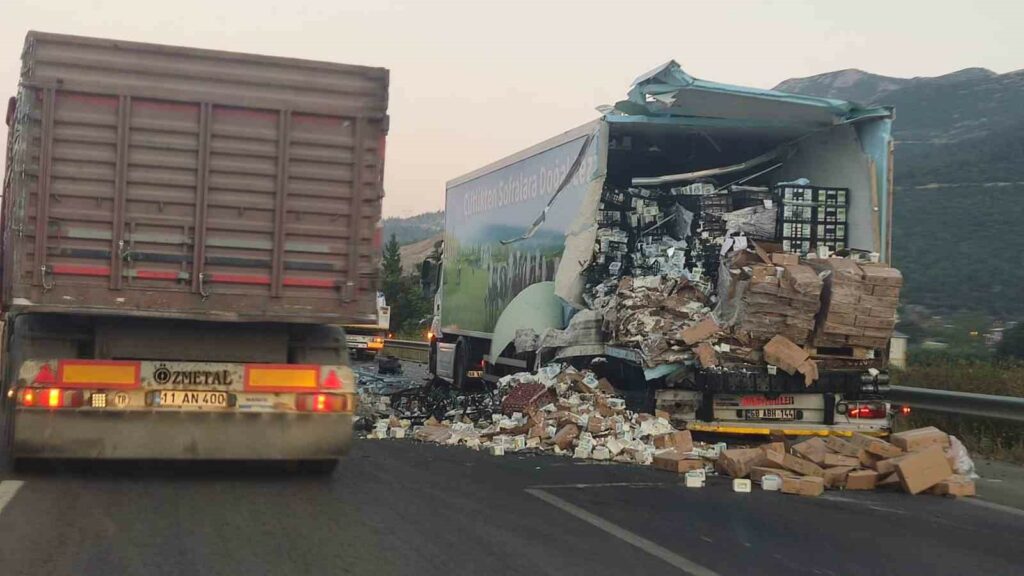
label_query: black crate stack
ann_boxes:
[776,185,849,254]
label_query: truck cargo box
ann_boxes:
[2,32,388,324]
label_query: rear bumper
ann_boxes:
[12,410,353,460]
[686,421,889,437]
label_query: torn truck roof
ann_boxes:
[613,60,892,129]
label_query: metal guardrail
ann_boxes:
[381,339,430,363]
[888,385,1024,423]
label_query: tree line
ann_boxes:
[380,233,433,338]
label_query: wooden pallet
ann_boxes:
[804,345,876,360]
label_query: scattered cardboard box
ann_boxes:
[763,335,810,375]
[895,446,954,495]
[852,433,903,459]
[681,317,721,345]
[781,476,825,497]
[890,427,951,453]
[653,430,694,452]
[652,450,705,474]
[823,436,861,458]
[930,475,976,497]
[845,470,879,490]
[792,437,830,466]
[718,448,766,478]
[823,466,855,489]
[823,453,860,468]
[873,455,910,476]
[764,449,825,477]
[553,424,580,450]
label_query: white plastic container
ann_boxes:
[685,470,706,488]
[761,474,783,491]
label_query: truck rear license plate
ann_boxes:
[744,409,797,420]
[158,391,229,408]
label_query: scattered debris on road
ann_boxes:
[359,362,976,499]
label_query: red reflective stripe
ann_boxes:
[282,277,335,288]
[207,273,271,285]
[51,264,110,277]
[134,269,181,280]
[207,274,334,288]
[61,92,118,108]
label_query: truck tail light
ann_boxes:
[847,402,887,419]
[295,393,353,413]
[19,388,84,409]
[368,337,384,350]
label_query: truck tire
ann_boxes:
[0,392,12,472]
[298,459,339,474]
[452,342,467,390]
[428,340,437,376]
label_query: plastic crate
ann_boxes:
[774,184,849,253]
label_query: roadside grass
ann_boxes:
[893,359,1024,464]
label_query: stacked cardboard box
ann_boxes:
[716,428,975,498]
[811,259,903,350]
[730,260,823,346]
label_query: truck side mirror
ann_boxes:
[420,259,436,297]
[5,97,15,128]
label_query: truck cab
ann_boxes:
[344,292,391,360]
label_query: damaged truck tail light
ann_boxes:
[19,388,85,409]
[846,403,887,419]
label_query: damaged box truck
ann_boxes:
[423,61,899,437]
[1,32,388,465]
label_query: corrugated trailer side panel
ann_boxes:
[2,32,388,324]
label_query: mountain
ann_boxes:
[381,211,444,246]
[776,67,1024,321]
[774,67,998,108]
[774,69,911,105]
[774,67,1023,145]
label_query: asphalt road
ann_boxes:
[1,437,1023,576]
[1,358,1023,575]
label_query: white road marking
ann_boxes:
[525,488,721,576]
[965,497,1024,519]
[529,482,669,489]
[0,481,25,516]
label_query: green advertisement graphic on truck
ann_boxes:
[441,131,599,334]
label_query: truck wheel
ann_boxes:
[428,340,437,376]
[453,343,467,390]
[0,396,12,473]
[298,459,339,474]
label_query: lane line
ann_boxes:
[525,488,721,576]
[966,497,1024,520]
[529,482,669,490]
[0,481,25,517]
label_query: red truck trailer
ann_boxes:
[0,32,388,466]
